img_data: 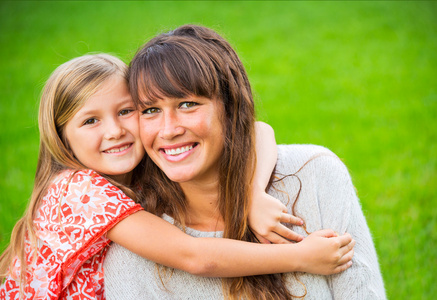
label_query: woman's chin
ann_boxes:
[165,171,195,183]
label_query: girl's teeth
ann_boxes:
[106,145,130,153]
[165,145,193,156]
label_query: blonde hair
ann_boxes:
[0,53,132,287]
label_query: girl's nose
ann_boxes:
[104,119,125,140]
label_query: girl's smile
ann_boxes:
[102,143,133,154]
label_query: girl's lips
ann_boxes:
[103,143,132,155]
[159,143,198,162]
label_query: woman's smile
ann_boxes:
[161,143,197,156]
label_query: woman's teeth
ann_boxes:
[164,145,193,156]
[105,144,130,153]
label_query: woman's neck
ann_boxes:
[179,178,224,232]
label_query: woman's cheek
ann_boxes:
[139,118,157,149]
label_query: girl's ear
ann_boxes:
[60,131,70,150]
[60,131,75,158]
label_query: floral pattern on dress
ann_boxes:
[0,169,143,299]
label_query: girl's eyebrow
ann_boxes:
[117,96,135,105]
[74,109,99,120]
[76,97,135,117]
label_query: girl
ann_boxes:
[104,25,385,299]
[0,54,354,299]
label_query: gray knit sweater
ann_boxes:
[104,145,386,299]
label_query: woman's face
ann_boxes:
[64,75,145,183]
[139,95,224,185]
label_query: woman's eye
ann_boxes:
[179,102,198,109]
[83,118,97,126]
[119,109,133,116]
[142,107,160,114]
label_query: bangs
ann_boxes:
[130,40,219,106]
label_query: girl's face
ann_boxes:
[139,95,224,185]
[64,75,145,183]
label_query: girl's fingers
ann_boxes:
[263,232,292,244]
[253,231,291,244]
[336,233,353,247]
[333,260,353,274]
[253,232,272,244]
[338,248,354,265]
[311,229,338,238]
[274,223,304,242]
[339,238,356,256]
[280,213,303,226]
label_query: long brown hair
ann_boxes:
[130,25,292,300]
[0,54,140,286]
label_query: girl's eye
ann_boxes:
[83,118,97,126]
[142,107,160,114]
[179,102,198,109]
[119,109,133,116]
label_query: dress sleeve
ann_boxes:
[313,154,386,300]
[34,169,143,290]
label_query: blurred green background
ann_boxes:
[0,1,436,298]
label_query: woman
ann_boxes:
[104,25,385,299]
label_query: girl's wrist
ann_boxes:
[251,181,267,195]
[290,243,306,272]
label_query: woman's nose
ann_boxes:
[159,112,184,140]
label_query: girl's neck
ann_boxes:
[179,178,224,232]
[109,172,132,186]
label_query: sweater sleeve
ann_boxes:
[312,151,386,300]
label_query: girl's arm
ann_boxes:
[250,122,304,244]
[107,210,355,277]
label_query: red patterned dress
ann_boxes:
[0,169,143,299]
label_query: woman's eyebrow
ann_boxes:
[139,99,154,106]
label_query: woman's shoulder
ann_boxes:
[276,144,347,174]
[277,144,336,157]
[275,145,359,233]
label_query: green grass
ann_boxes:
[0,1,436,298]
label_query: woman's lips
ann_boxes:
[163,145,193,156]
[160,143,198,162]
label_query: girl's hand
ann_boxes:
[249,191,304,244]
[296,229,355,275]
[251,121,303,244]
